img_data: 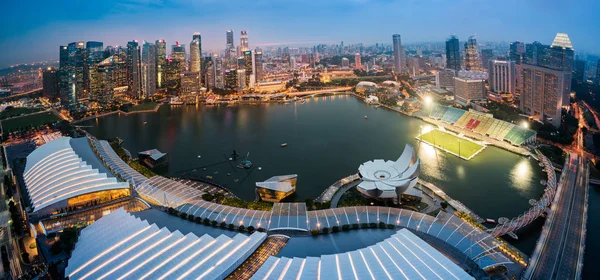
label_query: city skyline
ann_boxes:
[2,0,600,68]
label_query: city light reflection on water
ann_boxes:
[510,158,534,194]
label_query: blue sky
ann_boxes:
[1,0,599,68]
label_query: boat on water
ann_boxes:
[206,175,213,180]
[237,152,253,169]
[364,116,368,119]
[169,97,184,105]
[281,143,288,147]
[258,167,262,171]
[197,155,201,158]
[143,121,148,125]
[485,219,497,224]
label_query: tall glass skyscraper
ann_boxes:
[392,34,405,73]
[126,41,142,99]
[156,39,167,88]
[464,36,479,71]
[445,36,460,72]
[142,41,157,98]
[171,43,186,73]
[240,31,249,52]
[190,34,201,74]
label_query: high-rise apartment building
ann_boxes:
[240,31,249,52]
[435,69,455,90]
[520,64,565,127]
[392,34,405,73]
[341,57,350,68]
[355,53,362,69]
[488,60,516,94]
[445,36,460,72]
[156,39,167,88]
[126,41,142,99]
[142,41,157,98]
[464,36,479,71]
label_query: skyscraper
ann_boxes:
[488,60,516,94]
[85,41,104,97]
[59,45,69,69]
[464,36,479,71]
[90,56,114,104]
[453,77,486,106]
[509,41,525,64]
[190,36,201,73]
[70,41,86,101]
[142,41,157,98]
[480,49,493,70]
[520,64,565,127]
[445,36,460,72]
[392,34,404,73]
[42,67,59,100]
[574,59,586,82]
[156,39,167,88]
[243,51,253,88]
[240,31,249,52]
[254,51,263,83]
[191,32,202,86]
[226,30,234,49]
[226,30,236,68]
[341,57,350,68]
[126,41,142,99]
[355,53,361,69]
[171,42,186,73]
[597,59,600,85]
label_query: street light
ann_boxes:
[521,121,529,129]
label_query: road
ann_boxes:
[286,87,353,97]
[525,102,590,279]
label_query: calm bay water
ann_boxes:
[83,95,547,252]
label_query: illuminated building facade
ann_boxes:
[355,53,361,69]
[243,51,253,88]
[445,35,460,72]
[255,175,298,202]
[453,77,486,106]
[240,30,249,52]
[156,39,167,88]
[392,34,405,73]
[520,64,564,127]
[488,60,516,94]
[190,33,201,75]
[42,67,59,100]
[142,41,157,98]
[464,36,479,71]
[171,42,186,72]
[89,56,114,104]
[126,40,142,98]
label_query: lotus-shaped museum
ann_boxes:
[357,144,420,199]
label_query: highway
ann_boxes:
[524,103,590,279]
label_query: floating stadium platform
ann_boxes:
[429,105,536,146]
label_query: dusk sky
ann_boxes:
[1,0,599,68]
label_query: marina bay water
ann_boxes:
[83,95,546,251]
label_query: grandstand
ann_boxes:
[429,105,536,146]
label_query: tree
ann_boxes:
[203,218,210,225]
[228,224,235,230]
[440,201,449,210]
[342,225,350,231]
[220,222,227,228]
[257,227,266,232]
[247,226,255,233]
[310,230,320,236]
[332,226,340,233]
[179,213,188,219]
[238,225,246,232]
[352,224,359,230]
[322,227,329,234]
[378,222,386,229]
[211,220,218,227]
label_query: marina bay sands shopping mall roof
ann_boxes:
[24,137,129,215]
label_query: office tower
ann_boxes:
[156,39,167,88]
[190,37,201,73]
[520,64,565,127]
[290,57,296,70]
[171,42,186,73]
[126,41,142,99]
[165,58,181,93]
[435,69,455,90]
[464,36,479,71]
[574,59,586,82]
[243,51,253,88]
[42,67,59,100]
[254,51,263,83]
[224,69,237,91]
[597,59,600,85]
[180,72,200,94]
[392,34,405,73]
[90,57,114,104]
[111,48,128,88]
[240,31,249,52]
[204,56,215,88]
[85,41,104,96]
[355,53,361,69]
[215,56,224,89]
[142,41,157,98]
[71,42,86,100]
[480,49,493,70]
[226,30,234,49]
[59,46,69,68]
[509,41,525,64]
[237,69,246,90]
[453,77,486,106]
[488,60,516,94]
[445,36,460,72]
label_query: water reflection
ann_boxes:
[510,158,534,195]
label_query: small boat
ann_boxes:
[364,116,368,119]
[258,167,262,171]
[229,157,233,161]
[227,173,231,176]
[485,219,497,224]
[206,175,213,179]
[281,143,288,147]
[143,121,148,125]
[197,155,201,158]
[203,168,207,171]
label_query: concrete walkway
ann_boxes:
[329,180,361,208]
